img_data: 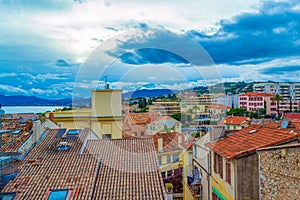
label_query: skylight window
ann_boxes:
[48,189,69,200]
[0,192,17,200]
[57,142,69,151]
[66,129,80,139]
[248,130,258,134]
[67,130,80,135]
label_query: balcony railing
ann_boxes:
[187,183,202,199]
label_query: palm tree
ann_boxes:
[272,94,284,117]
[192,105,200,117]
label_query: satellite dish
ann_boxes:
[281,120,288,129]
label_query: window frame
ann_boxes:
[172,154,179,162]
[47,189,71,200]
[226,160,231,185]
[166,155,171,163]
[158,156,162,165]
[214,152,223,179]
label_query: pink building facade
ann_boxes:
[239,92,277,115]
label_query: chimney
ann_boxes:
[49,112,54,122]
[26,120,33,132]
[158,137,163,152]
[33,120,41,144]
[261,118,265,127]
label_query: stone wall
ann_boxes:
[259,145,300,199]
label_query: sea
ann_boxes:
[1,106,64,114]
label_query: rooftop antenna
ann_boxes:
[0,104,4,130]
[104,76,110,89]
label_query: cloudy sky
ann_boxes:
[1,0,300,98]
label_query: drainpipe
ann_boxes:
[258,152,261,200]
[208,151,211,200]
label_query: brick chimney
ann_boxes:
[26,120,33,132]
[49,112,54,122]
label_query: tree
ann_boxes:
[172,113,181,121]
[272,94,284,117]
[226,108,248,116]
[138,98,147,109]
[192,105,200,118]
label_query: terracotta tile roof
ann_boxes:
[257,143,300,151]
[2,129,165,200]
[128,113,151,124]
[3,113,37,120]
[206,126,300,160]
[0,128,31,152]
[149,116,178,125]
[181,137,195,149]
[122,122,131,131]
[2,128,98,200]
[224,116,248,125]
[85,138,165,199]
[284,113,300,120]
[290,119,300,130]
[207,104,230,109]
[239,92,273,97]
[152,132,181,152]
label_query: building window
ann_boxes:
[214,152,223,179]
[131,132,137,136]
[226,161,231,185]
[158,156,162,165]
[48,189,69,200]
[167,155,171,163]
[161,171,166,178]
[172,154,179,162]
[103,134,111,139]
[141,131,144,136]
[167,170,172,178]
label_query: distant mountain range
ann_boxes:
[0,95,72,106]
[122,89,177,98]
[0,89,178,106]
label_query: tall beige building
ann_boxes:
[48,89,123,139]
[91,89,123,139]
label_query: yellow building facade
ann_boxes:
[210,152,235,200]
[48,89,123,139]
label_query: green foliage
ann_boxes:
[138,98,147,109]
[171,113,181,121]
[61,107,72,111]
[226,108,248,116]
[191,131,200,138]
[272,94,284,116]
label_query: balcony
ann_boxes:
[187,182,202,199]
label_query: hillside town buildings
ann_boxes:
[1,83,300,200]
[254,82,300,112]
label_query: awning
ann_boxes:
[212,186,227,200]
